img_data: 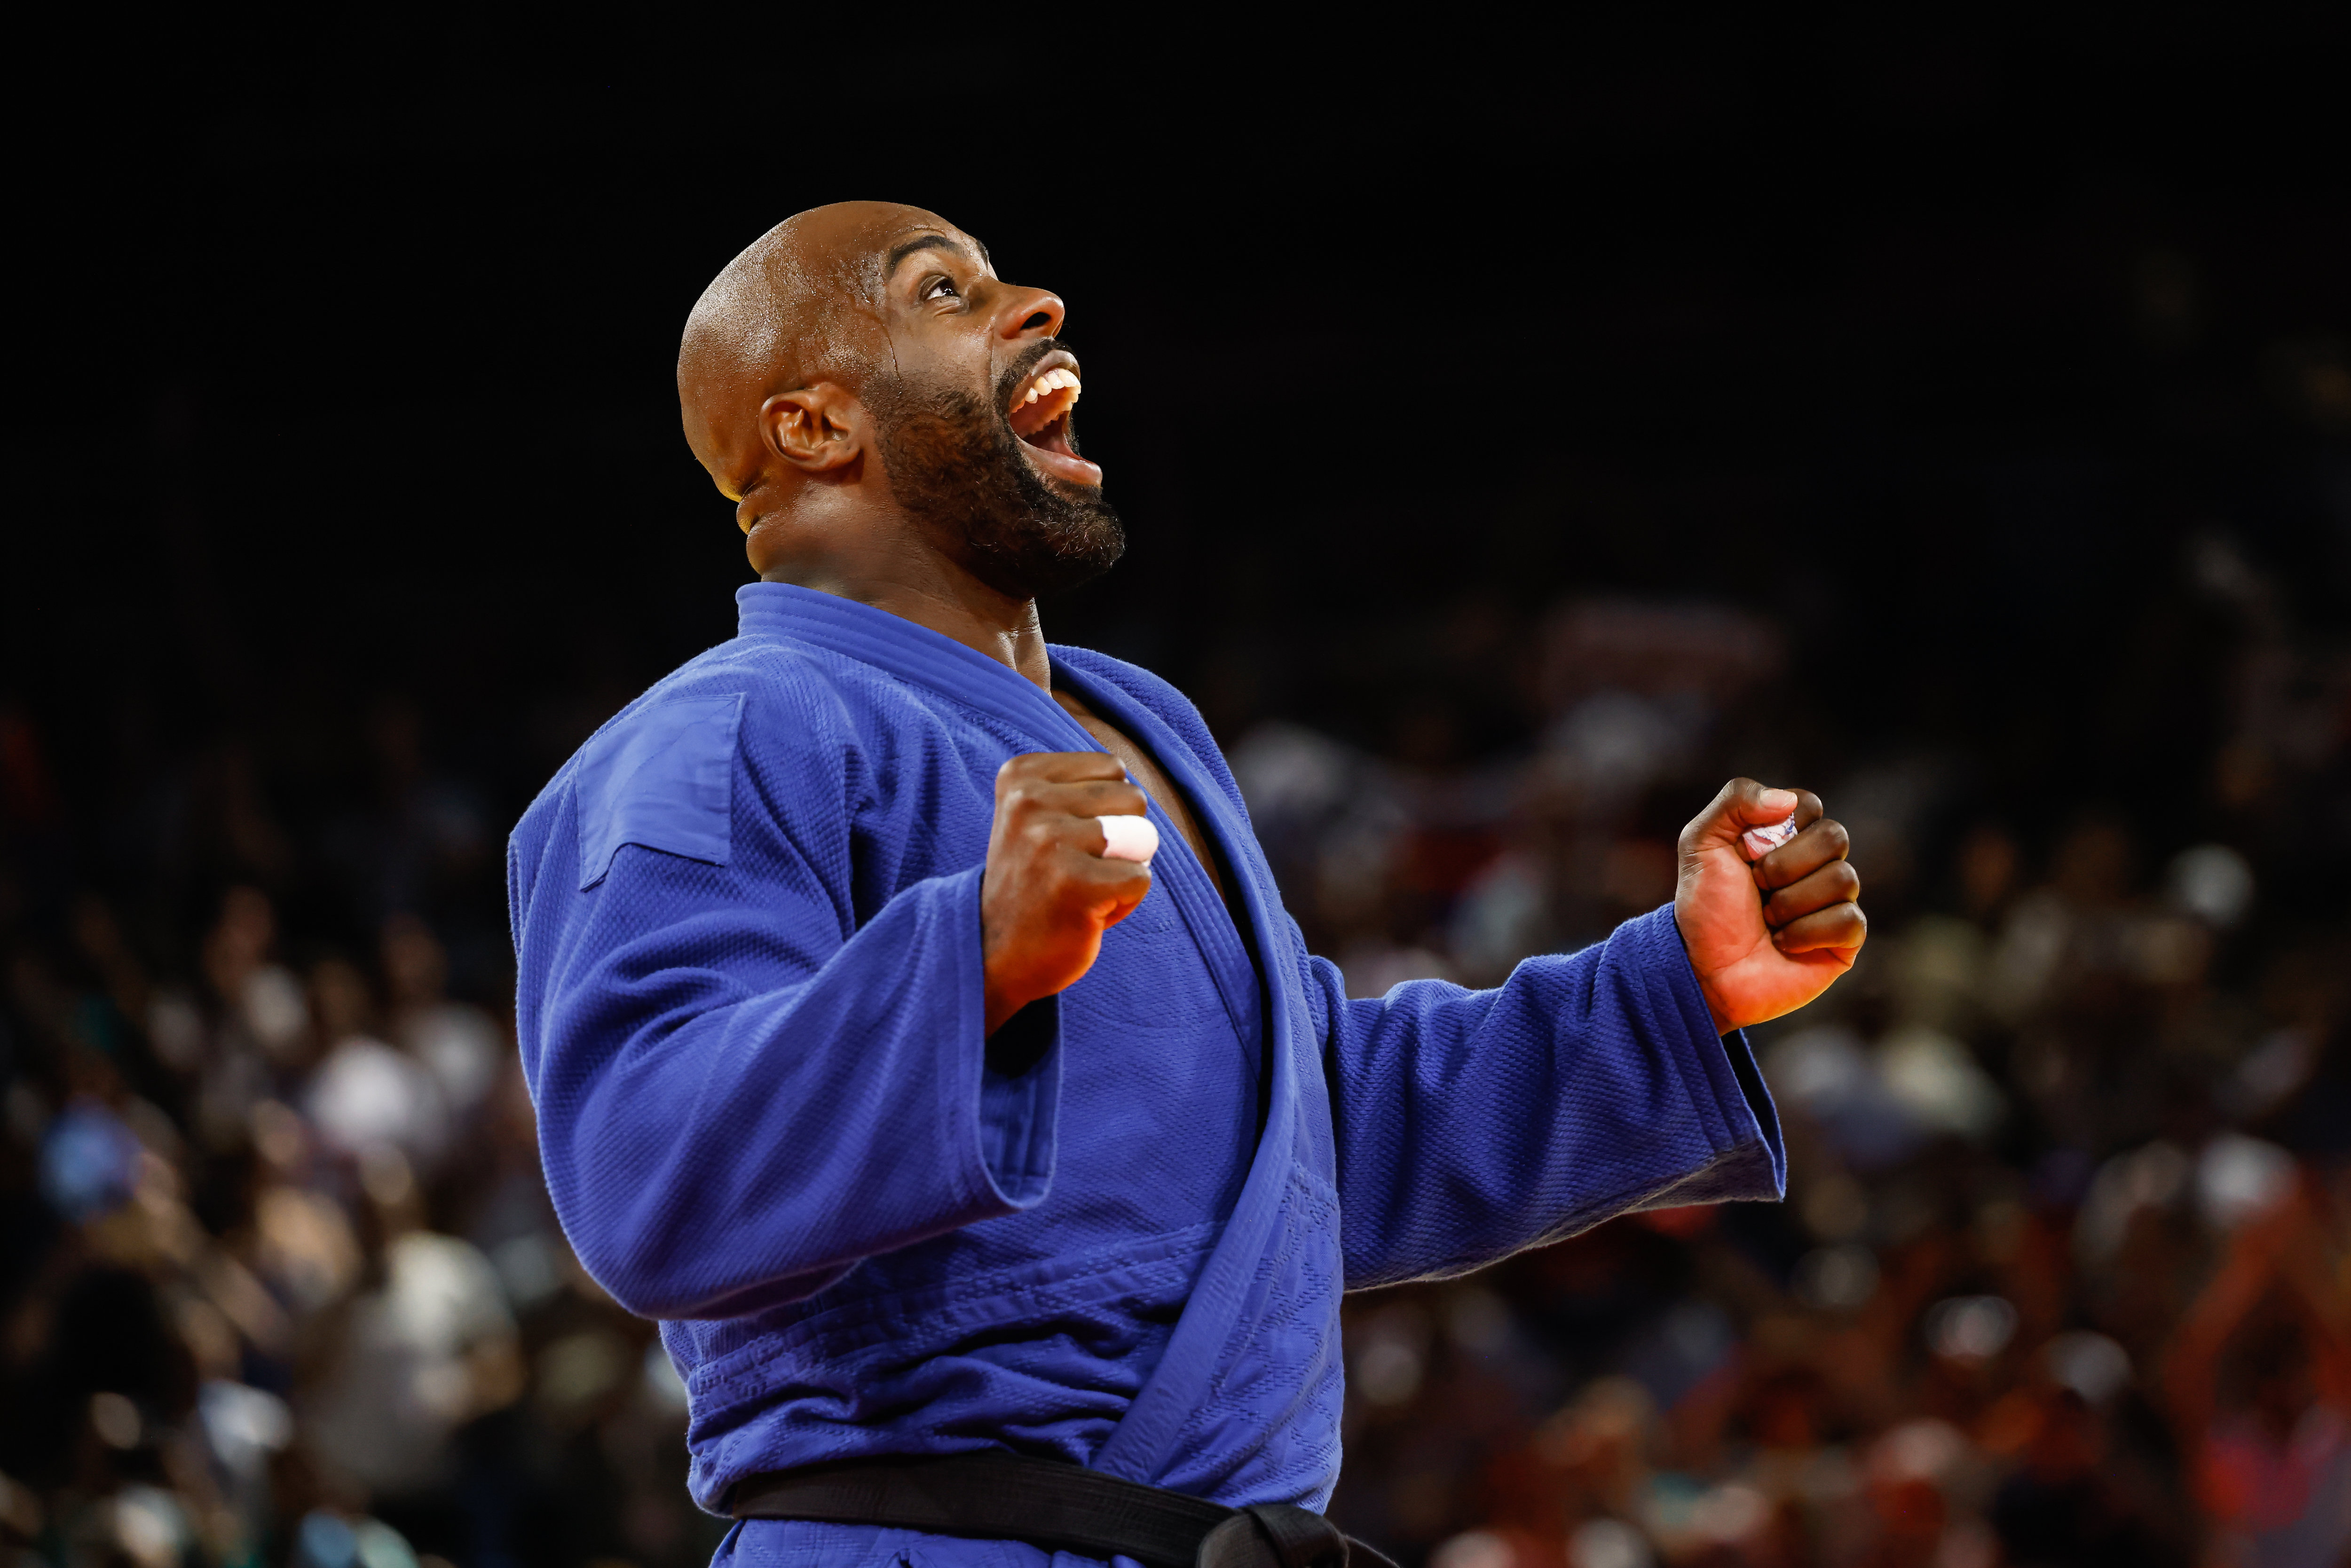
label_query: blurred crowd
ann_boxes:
[6,529,2351,1568]
[0,700,719,1568]
[1272,547,2351,1566]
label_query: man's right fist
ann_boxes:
[980,752,1153,1034]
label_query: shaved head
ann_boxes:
[678,200,952,500]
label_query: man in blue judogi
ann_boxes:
[507,202,1868,1568]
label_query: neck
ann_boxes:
[836,571,1051,692]
[754,519,1051,691]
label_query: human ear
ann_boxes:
[762,385,863,473]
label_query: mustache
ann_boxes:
[994,340,1066,412]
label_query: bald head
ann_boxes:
[678,201,960,502]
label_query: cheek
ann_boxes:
[887,323,1002,395]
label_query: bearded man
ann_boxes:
[506,202,1867,1568]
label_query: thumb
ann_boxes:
[1687,778,1802,853]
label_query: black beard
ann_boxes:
[868,369,1125,600]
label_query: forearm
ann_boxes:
[1323,905,1782,1288]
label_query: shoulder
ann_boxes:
[509,636,881,892]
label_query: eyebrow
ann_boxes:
[884,233,987,277]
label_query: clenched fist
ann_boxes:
[1674,779,1867,1034]
[981,752,1154,1034]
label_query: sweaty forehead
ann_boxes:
[783,205,978,292]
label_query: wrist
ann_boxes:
[980,895,1017,1034]
[983,950,1045,1036]
[1672,899,1739,1037]
[1701,986,1736,1038]
[983,972,1022,1037]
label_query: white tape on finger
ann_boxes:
[1741,812,1798,862]
[1097,813,1160,865]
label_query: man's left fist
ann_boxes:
[1673,778,1865,1034]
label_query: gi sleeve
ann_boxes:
[510,699,1059,1322]
[1307,903,1783,1290]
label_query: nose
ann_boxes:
[995,285,1065,342]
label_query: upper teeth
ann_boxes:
[1020,367,1081,407]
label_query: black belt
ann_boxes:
[726,1453,1396,1568]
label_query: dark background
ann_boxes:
[15,20,2349,909]
[6,17,2351,1568]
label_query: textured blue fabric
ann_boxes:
[507,582,1785,1568]
[576,691,746,888]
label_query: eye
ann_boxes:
[923,275,961,302]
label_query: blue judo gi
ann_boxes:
[507,583,1785,1568]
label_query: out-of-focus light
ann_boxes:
[111,1487,190,1568]
[352,1519,420,1568]
[293,1512,416,1568]
[307,1038,447,1165]
[1940,1518,2001,1568]
[1878,1028,2004,1140]
[242,965,310,1062]
[1924,1296,2017,1363]
[1431,1530,1516,1568]
[1689,1483,1769,1545]
[536,1331,630,1421]
[39,1101,142,1221]
[492,1231,567,1312]
[1869,1418,1971,1486]
[295,1513,356,1568]
[1765,1028,1869,1107]
[2077,1143,2189,1263]
[643,1341,690,1415]
[0,1470,44,1539]
[1799,1174,1869,1242]
[2166,844,2255,928]
[2045,1332,2131,1404]
[1354,1337,1423,1406]
[247,1099,308,1170]
[1794,1244,1880,1311]
[200,1380,293,1477]
[1569,1518,1653,1568]
[2224,1029,2317,1120]
[146,993,207,1071]
[90,1390,142,1449]
[2196,1133,2296,1230]
[1352,1300,1432,1406]
[1444,1286,1513,1355]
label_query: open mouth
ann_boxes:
[1006,352,1103,486]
